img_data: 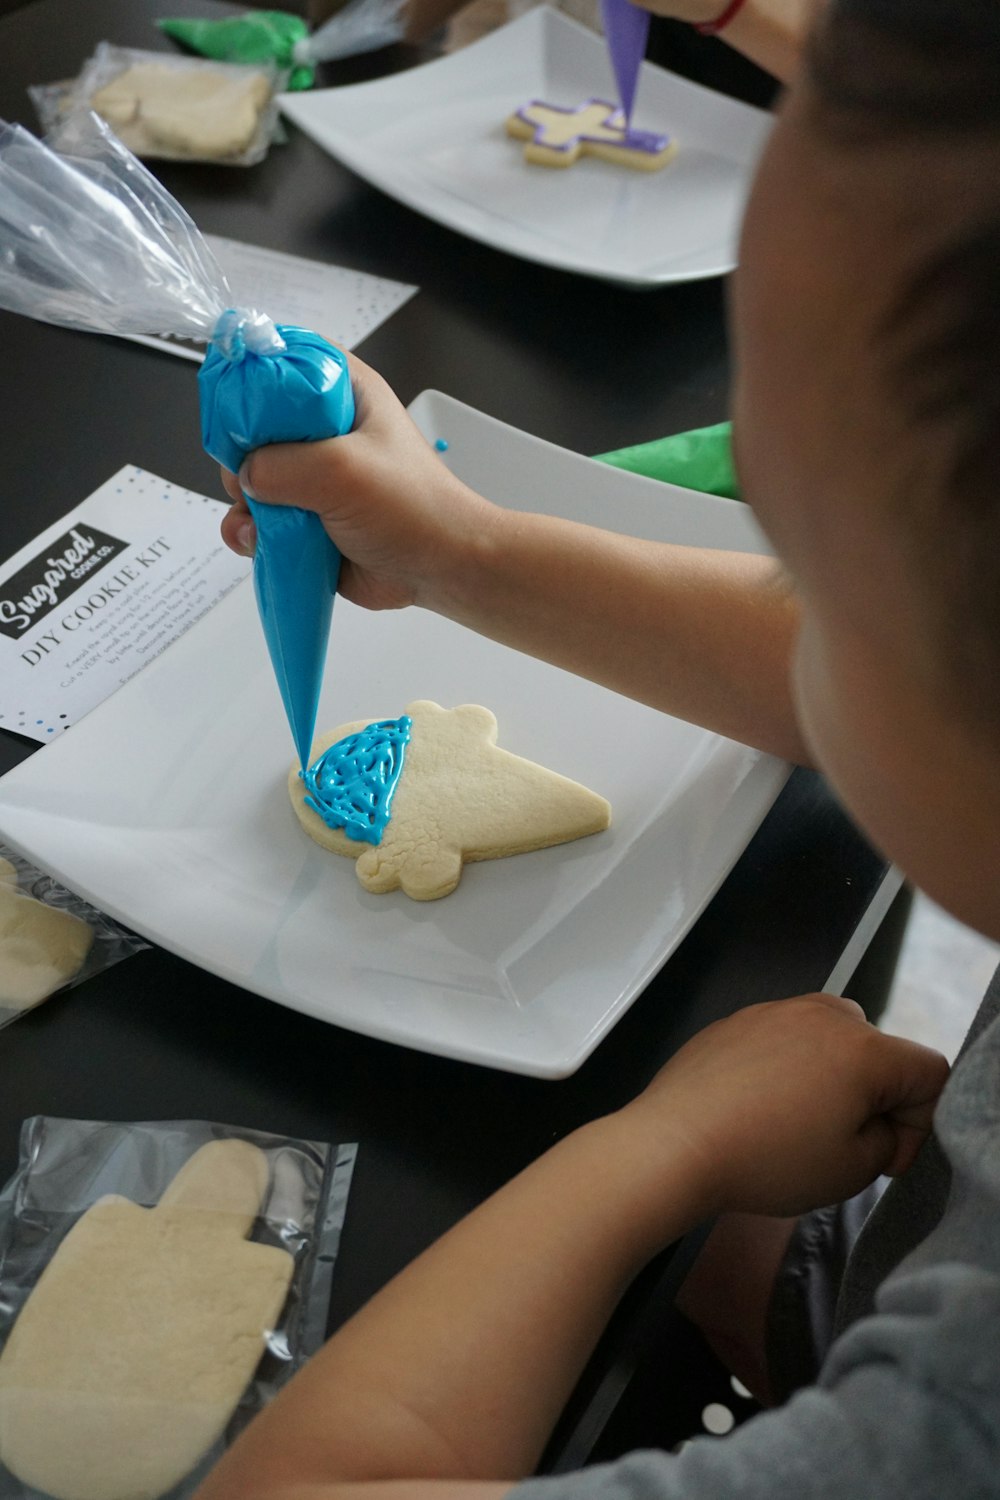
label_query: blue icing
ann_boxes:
[302,715,412,845]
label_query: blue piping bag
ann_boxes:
[199,312,355,770]
[0,116,349,771]
[600,0,650,125]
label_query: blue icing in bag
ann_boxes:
[199,314,355,769]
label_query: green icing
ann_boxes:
[594,421,740,501]
[158,12,316,90]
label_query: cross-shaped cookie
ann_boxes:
[506,98,676,171]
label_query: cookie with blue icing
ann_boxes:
[288,700,611,901]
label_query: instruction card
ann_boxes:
[128,235,418,363]
[0,466,249,743]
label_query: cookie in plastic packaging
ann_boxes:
[0,1117,356,1499]
[0,844,147,1023]
[31,43,283,165]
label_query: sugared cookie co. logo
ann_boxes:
[0,526,128,641]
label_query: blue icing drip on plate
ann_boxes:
[301,715,412,845]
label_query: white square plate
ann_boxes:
[0,393,788,1076]
[280,7,772,286]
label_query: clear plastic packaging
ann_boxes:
[0,110,243,342]
[30,43,284,166]
[0,1116,357,1498]
[0,842,148,1025]
[296,0,408,65]
[24,79,76,137]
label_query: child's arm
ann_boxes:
[221,355,808,764]
[642,0,811,83]
[194,995,947,1500]
[400,0,810,82]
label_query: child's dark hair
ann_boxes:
[808,0,1000,734]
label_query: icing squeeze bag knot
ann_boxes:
[0,108,353,769]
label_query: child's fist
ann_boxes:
[624,994,949,1218]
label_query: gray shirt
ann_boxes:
[514,966,1000,1500]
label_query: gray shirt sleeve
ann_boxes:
[512,1262,1000,1499]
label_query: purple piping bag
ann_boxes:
[599,0,651,125]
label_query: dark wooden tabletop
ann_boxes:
[0,0,895,1463]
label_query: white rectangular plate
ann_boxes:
[280,7,772,286]
[0,393,788,1076]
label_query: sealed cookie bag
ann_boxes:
[0,842,147,1025]
[0,108,354,770]
[0,1117,356,1499]
[30,43,284,166]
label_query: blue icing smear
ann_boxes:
[302,716,412,845]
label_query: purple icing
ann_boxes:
[513,98,670,156]
[621,126,669,151]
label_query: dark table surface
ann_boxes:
[0,0,896,1464]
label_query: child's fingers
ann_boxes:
[881,1118,937,1178]
[846,1033,950,1181]
[874,1037,950,1174]
[875,1034,950,1123]
[220,467,243,504]
[818,992,867,1022]
[219,494,255,557]
[238,436,349,512]
[808,998,949,1148]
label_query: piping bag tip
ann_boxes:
[599,0,651,127]
[198,318,356,770]
[245,496,341,771]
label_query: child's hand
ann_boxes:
[217,353,809,762]
[622,994,949,1219]
[219,352,497,615]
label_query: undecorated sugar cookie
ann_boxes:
[0,1139,294,1500]
[0,857,93,1010]
[91,62,271,159]
[289,700,611,901]
[505,98,676,170]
